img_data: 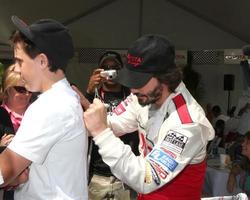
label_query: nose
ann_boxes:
[13,64,21,73]
[130,88,139,94]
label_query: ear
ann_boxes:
[3,88,11,102]
[37,53,49,70]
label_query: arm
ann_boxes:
[71,85,91,110]
[227,164,241,193]
[93,125,206,193]
[237,103,250,116]
[107,94,142,135]
[84,99,207,193]
[0,148,31,187]
[86,68,103,96]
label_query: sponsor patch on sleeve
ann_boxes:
[161,130,188,155]
[149,162,161,185]
[113,103,126,115]
[147,148,178,173]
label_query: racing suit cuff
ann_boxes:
[93,128,114,146]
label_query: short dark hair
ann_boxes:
[154,66,183,93]
[10,31,61,72]
[212,105,221,116]
[98,51,123,68]
[10,16,74,73]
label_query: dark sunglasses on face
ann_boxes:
[13,86,31,94]
[101,64,121,70]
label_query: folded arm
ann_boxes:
[0,148,31,187]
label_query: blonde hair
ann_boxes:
[0,65,22,102]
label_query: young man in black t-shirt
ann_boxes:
[85,51,139,200]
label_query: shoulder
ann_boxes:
[0,106,9,117]
[0,107,15,137]
[25,87,81,123]
[0,106,13,127]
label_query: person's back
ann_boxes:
[9,79,88,199]
[0,16,88,200]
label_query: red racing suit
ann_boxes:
[93,82,214,200]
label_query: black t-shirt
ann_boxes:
[0,106,15,153]
[85,87,139,177]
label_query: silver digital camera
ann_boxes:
[100,70,117,80]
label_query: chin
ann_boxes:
[138,100,150,107]
[104,82,119,87]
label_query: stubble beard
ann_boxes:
[136,84,163,106]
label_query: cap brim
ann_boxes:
[114,67,153,89]
[99,55,121,66]
[11,16,33,42]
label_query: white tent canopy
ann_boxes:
[0,0,249,112]
[0,0,248,49]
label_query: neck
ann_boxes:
[6,103,27,115]
[154,84,172,108]
[41,69,65,92]
[102,83,122,92]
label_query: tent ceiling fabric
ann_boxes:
[0,0,110,45]
[168,0,250,43]
[0,0,249,49]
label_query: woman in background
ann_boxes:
[227,131,250,196]
[0,64,32,200]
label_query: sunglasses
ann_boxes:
[13,86,31,94]
[101,64,121,70]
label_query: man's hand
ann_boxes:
[83,98,108,137]
[71,85,91,110]
[86,69,104,94]
[1,134,14,146]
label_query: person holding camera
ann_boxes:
[85,51,129,114]
[83,35,214,200]
[85,51,139,200]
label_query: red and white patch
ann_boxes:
[113,103,126,115]
[127,54,143,67]
[150,160,168,180]
[160,147,177,159]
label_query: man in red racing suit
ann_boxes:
[84,34,214,200]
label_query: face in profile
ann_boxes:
[2,64,32,110]
[14,42,42,92]
[5,82,32,110]
[242,137,250,159]
[130,77,163,106]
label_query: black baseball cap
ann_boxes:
[11,15,74,68]
[98,51,123,68]
[115,34,176,89]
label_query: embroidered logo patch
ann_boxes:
[160,147,177,159]
[149,162,162,184]
[127,54,143,67]
[161,130,188,154]
[150,160,168,180]
[148,148,178,173]
[113,103,126,115]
